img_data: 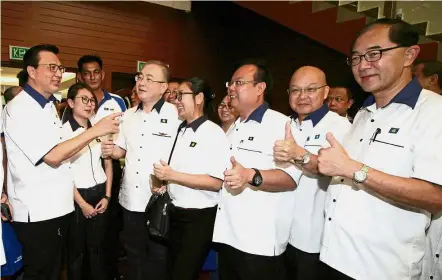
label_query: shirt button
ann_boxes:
[144,120,146,123]
[230,147,232,150]
[142,134,144,136]
[140,146,142,148]
[136,186,138,188]
[341,179,344,183]
[359,139,363,142]
[300,129,302,131]
[328,217,332,221]
[430,276,433,280]
[60,137,62,140]
[138,159,140,162]
[333,199,336,202]
[218,207,221,210]
[136,172,139,174]
[371,119,374,122]
[436,254,440,258]
[236,128,238,131]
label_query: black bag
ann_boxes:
[144,191,173,241]
[144,122,185,241]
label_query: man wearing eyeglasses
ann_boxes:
[316,18,442,280]
[212,60,302,280]
[3,44,121,280]
[163,78,182,104]
[326,87,354,122]
[272,66,351,280]
[77,54,127,280]
[101,60,181,280]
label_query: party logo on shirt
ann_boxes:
[314,134,320,139]
[96,138,101,143]
[248,137,254,141]
[389,127,399,134]
[161,119,168,123]
[190,142,197,147]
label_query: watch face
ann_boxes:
[254,175,263,186]
[354,171,367,182]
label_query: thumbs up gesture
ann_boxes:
[273,121,305,162]
[224,156,253,189]
[317,133,350,177]
[153,159,174,181]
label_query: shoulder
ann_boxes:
[263,109,289,126]
[108,93,127,112]
[324,111,351,127]
[161,102,179,117]
[5,91,36,118]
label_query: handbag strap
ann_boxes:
[167,121,186,165]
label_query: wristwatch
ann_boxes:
[294,151,311,165]
[104,195,111,202]
[353,165,369,184]
[249,168,263,187]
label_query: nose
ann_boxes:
[357,57,372,72]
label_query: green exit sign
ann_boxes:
[137,61,146,72]
[9,45,30,60]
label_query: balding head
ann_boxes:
[288,66,329,120]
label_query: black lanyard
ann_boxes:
[167,121,187,165]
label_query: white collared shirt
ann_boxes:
[90,90,126,124]
[62,118,107,189]
[289,109,351,253]
[321,82,442,280]
[3,85,74,222]
[213,103,303,256]
[421,212,442,280]
[168,117,230,209]
[115,101,181,212]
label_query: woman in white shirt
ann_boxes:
[62,83,112,280]
[153,77,230,280]
[217,95,238,134]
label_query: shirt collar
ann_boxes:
[184,115,208,132]
[98,89,112,109]
[136,98,165,113]
[24,84,56,108]
[245,102,269,123]
[362,77,422,110]
[290,104,329,127]
[67,115,92,132]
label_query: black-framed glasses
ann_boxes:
[135,73,166,84]
[287,85,327,96]
[225,80,259,88]
[76,96,96,105]
[218,102,231,110]
[82,69,102,79]
[174,91,196,101]
[347,45,406,66]
[38,64,66,74]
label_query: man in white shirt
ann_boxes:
[77,54,127,279]
[317,18,442,280]
[326,86,354,122]
[213,60,302,280]
[102,60,181,280]
[3,44,120,280]
[273,66,351,279]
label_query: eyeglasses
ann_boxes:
[76,96,96,105]
[82,69,102,79]
[218,102,231,110]
[347,45,406,66]
[287,85,327,96]
[135,73,166,84]
[225,80,259,88]
[37,64,66,74]
[174,91,196,101]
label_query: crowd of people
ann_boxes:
[1,17,442,280]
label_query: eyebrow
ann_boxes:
[351,45,382,55]
[290,83,320,88]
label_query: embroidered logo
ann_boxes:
[248,137,254,141]
[96,138,101,143]
[389,128,399,134]
[161,119,168,123]
[314,134,320,139]
[190,142,197,147]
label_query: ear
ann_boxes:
[27,65,36,80]
[195,92,204,106]
[347,98,354,109]
[256,82,267,97]
[77,72,83,83]
[323,86,330,100]
[160,82,168,95]
[100,70,105,82]
[404,45,420,67]
[67,99,75,109]
[430,74,439,85]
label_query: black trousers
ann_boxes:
[104,159,123,280]
[13,213,70,280]
[218,243,286,280]
[67,183,108,280]
[121,208,168,280]
[284,244,322,280]
[320,262,355,280]
[168,206,217,280]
